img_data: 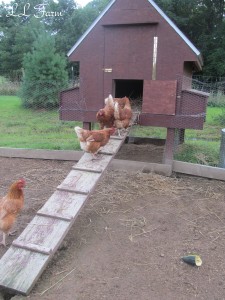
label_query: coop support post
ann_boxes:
[219,128,225,168]
[163,128,176,165]
[83,122,92,130]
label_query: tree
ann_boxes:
[0,0,55,79]
[0,0,111,79]
[52,0,110,55]
[19,32,68,109]
[155,0,225,77]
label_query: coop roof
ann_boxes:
[67,0,203,67]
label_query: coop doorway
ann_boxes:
[114,79,143,112]
[114,79,143,99]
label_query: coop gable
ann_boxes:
[68,0,202,69]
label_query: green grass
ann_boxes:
[0,96,81,150]
[208,92,225,107]
[174,107,224,166]
[174,140,220,166]
[131,107,223,140]
[131,106,223,166]
[0,96,223,165]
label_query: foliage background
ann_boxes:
[0,0,225,80]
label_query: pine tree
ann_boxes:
[20,32,68,109]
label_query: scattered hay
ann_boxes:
[88,170,183,216]
[204,186,224,200]
[120,216,146,229]
[195,153,209,165]
[119,216,160,242]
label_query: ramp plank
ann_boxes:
[12,241,52,255]
[13,215,70,254]
[37,190,87,221]
[73,153,112,173]
[99,139,124,155]
[57,170,101,194]
[0,247,49,295]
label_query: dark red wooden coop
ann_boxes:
[60,0,209,164]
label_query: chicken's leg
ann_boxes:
[0,232,7,247]
[91,153,102,160]
[9,230,17,236]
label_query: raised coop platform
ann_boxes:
[60,79,209,165]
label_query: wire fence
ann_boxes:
[179,76,225,167]
[0,76,224,167]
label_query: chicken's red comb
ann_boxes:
[18,178,26,184]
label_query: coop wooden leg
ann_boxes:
[163,128,175,165]
[83,122,92,130]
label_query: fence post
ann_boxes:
[219,128,225,168]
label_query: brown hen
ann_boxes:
[0,179,25,246]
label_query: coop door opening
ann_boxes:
[114,79,143,112]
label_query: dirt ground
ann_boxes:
[1,144,225,300]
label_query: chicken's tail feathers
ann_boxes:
[74,126,82,132]
[108,94,113,101]
[105,94,114,107]
[114,101,120,119]
[74,126,83,138]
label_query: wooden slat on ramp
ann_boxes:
[0,134,126,295]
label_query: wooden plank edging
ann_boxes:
[172,160,225,181]
[0,148,225,180]
[0,147,82,161]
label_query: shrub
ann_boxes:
[19,33,68,109]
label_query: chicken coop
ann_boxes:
[59,0,209,164]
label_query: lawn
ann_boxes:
[131,106,223,140]
[0,96,81,150]
[125,107,223,166]
[0,96,223,166]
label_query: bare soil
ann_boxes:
[0,144,225,300]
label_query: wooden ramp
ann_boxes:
[0,134,127,296]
